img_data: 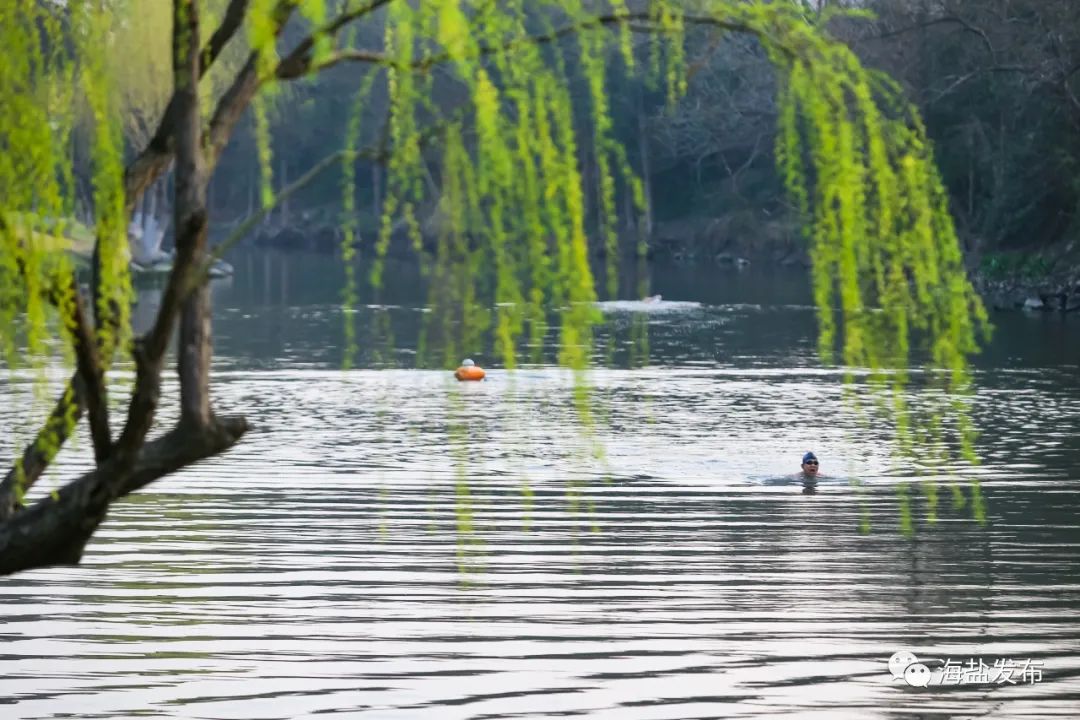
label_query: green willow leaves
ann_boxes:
[1,0,987,531]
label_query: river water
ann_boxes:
[1,254,1079,719]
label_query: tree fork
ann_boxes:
[124,0,298,213]
[0,0,284,516]
[0,0,229,572]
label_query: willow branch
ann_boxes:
[200,150,360,279]
[207,1,395,166]
[67,281,111,463]
[1,241,123,517]
[280,48,389,76]
[0,415,247,575]
[125,0,298,211]
[280,12,785,79]
[0,379,85,520]
[426,12,785,69]
[0,0,273,524]
[202,0,252,69]
[207,54,263,168]
[0,276,110,515]
[100,0,206,497]
[276,0,399,79]
[874,16,995,57]
[0,215,90,516]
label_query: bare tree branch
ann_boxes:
[280,48,388,76]
[202,0,252,69]
[874,16,996,58]
[67,281,111,463]
[125,0,298,211]
[275,0,398,78]
[0,416,247,575]
[207,54,262,167]
[206,1,397,166]
[281,12,789,79]
[927,65,1039,106]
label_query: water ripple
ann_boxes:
[3,291,1080,718]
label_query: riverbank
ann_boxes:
[226,209,807,268]
[970,241,1080,313]
[973,271,1080,313]
[215,208,1080,313]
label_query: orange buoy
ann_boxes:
[454,358,485,381]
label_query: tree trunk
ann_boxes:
[174,0,214,430]
[179,285,214,427]
[0,0,272,577]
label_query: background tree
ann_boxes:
[849,0,1080,261]
[0,0,986,575]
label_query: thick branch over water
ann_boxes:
[0,0,247,574]
[0,417,246,574]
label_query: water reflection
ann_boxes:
[759,473,824,494]
[1,254,1079,718]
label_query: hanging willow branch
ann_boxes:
[0,0,990,574]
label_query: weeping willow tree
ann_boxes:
[0,0,987,575]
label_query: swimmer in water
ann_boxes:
[642,294,662,303]
[795,451,822,494]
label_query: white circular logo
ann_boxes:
[904,662,932,687]
[888,650,918,680]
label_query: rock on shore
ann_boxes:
[973,275,1080,313]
